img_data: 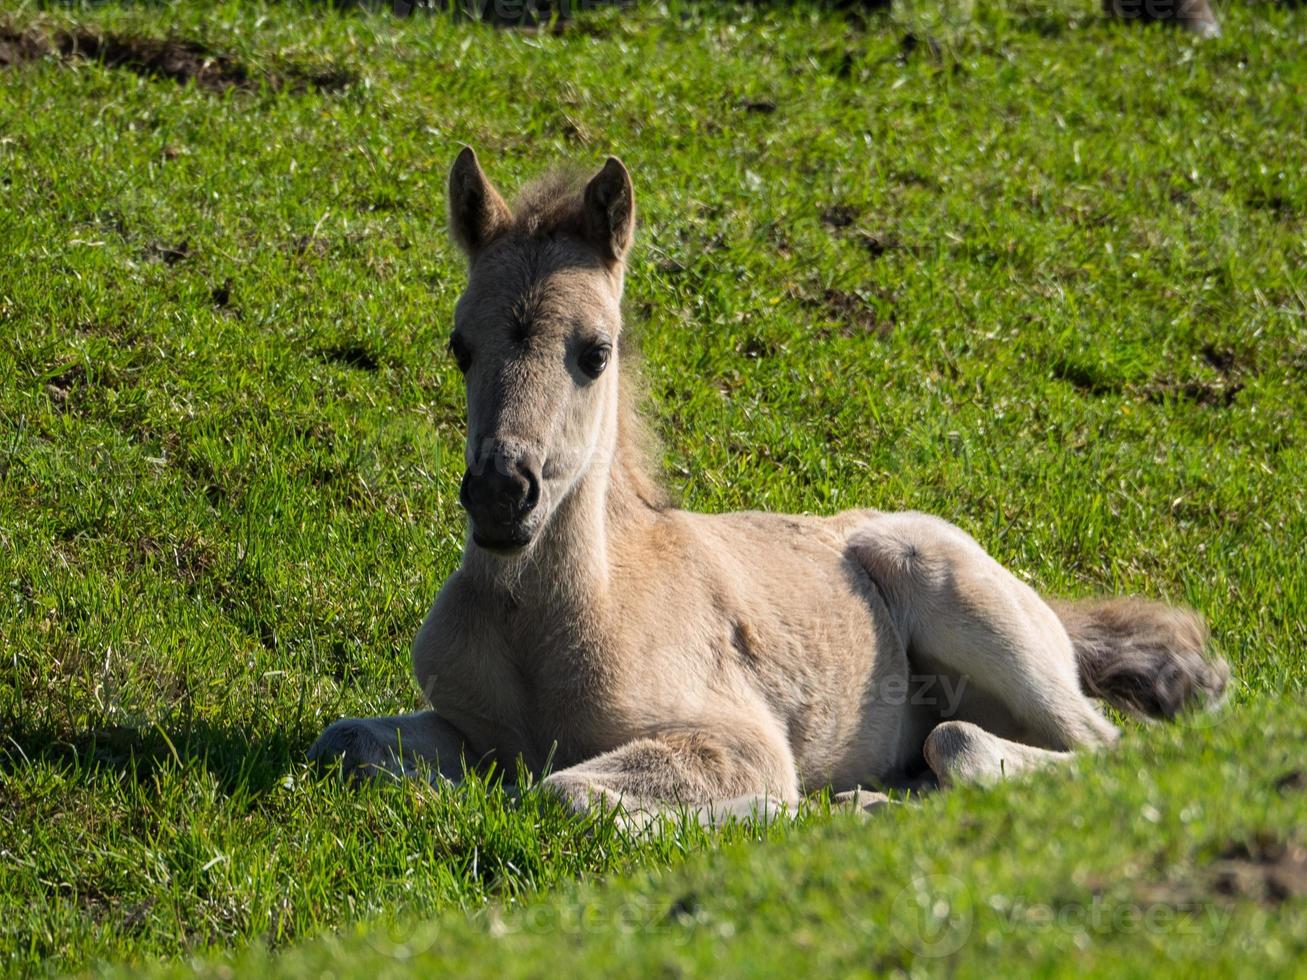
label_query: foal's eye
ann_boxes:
[579,342,611,380]
[448,334,472,373]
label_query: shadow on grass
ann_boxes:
[0,717,310,795]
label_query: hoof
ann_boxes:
[1103,0,1222,38]
[1179,0,1221,36]
[833,788,896,816]
[308,719,437,786]
[1183,15,1221,38]
[923,721,1006,788]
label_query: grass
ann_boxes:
[0,0,1304,975]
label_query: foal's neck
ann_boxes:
[466,366,656,614]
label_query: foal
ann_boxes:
[310,149,1228,822]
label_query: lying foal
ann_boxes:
[311,150,1228,823]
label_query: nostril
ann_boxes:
[520,468,541,514]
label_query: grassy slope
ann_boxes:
[0,0,1303,975]
[146,703,1307,979]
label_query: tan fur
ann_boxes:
[310,151,1230,824]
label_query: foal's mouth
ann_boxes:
[471,527,534,556]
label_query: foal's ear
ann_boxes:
[583,157,635,264]
[448,146,511,258]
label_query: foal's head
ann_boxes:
[446,148,635,555]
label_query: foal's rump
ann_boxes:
[839,509,1229,731]
[840,510,1228,755]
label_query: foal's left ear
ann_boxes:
[583,157,635,264]
[448,146,512,259]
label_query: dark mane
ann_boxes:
[504,168,591,242]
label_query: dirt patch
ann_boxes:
[136,534,217,587]
[1056,346,1246,406]
[20,27,252,89]
[0,24,354,94]
[1144,377,1243,408]
[321,342,381,372]
[1273,770,1305,795]
[1128,837,1307,911]
[1210,840,1307,906]
[821,204,859,230]
[818,288,894,340]
[290,234,330,258]
[210,278,233,310]
[793,285,894,341]
[1051,358,1121,396]
[149,239,191,266]
[857,231,904,259]
[0,24,47,67]
[1245,188,1296,219]
[1200,343,1239,375]
[45,363,87,406]
[817,203,906,259]
[736,336,782,359]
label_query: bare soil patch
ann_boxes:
[1209,839,1307,906]
[0,23,354,93]
[1128,837,1307,911]
[817,288,895,339]
[321,342,381,372]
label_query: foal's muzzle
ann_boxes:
[460,443,542,553]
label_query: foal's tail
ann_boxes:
[1049,597,1230,720]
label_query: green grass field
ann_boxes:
[1,0,1304,975]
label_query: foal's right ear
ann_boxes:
[448,146,511,258]
[582,157,635,265]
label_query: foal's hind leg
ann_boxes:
[924,720,1074,787]
[850,512,1118,752]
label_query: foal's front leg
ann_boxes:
[309,710,472,784]
[541,715,800,829]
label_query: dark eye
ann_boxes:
[448,334,472,373]
[579,342,611,379]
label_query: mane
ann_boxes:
[504,167,592,242]
[614,340,673,515]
